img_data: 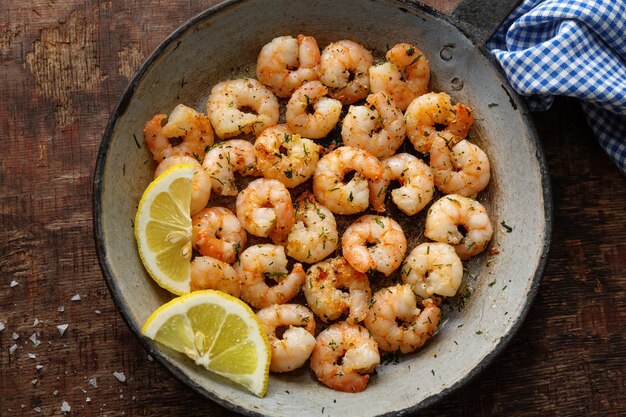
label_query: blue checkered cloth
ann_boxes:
[487,0,626,174]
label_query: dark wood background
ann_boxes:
[1,1,624,416]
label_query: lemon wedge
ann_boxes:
[135,163,194,294]
[142,290,271,397]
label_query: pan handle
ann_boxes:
[450,0,524,44]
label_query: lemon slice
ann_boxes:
[135,163,194,295]
[142,290,271,397]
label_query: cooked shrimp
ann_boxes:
[144,104,214,162]
[253,125,321,188]
[368,153,434,215]
[286,193,339,263]
[191,207,246,264]
[430,135,491,197]
[364,284,440,353]
[341,215,407,276]
[256,304,316,373]
[202,139,260,196]
[235,244,305,309]
[424,194,493,259]
[319,40,374,105]
[154,155,211,215]
[256,35,320,98]
[369,43,430,111]
[190,256,241,297]
[401,242,463,298]
[310,321,380,393]
[312,146,384,215]
[285,81,342,139]
[206,78,279,139]
[341,92,406,158]
[405,92,474,154]
[303,256,371,324]
[235,178,295,244]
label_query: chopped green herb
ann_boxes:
[488,103,499,108]
[500,221,513,232]
[374,218,385,228]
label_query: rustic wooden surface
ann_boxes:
[1,1,625,416]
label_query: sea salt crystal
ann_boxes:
[113,371,126,383]
[33,318,40,327]
[33,406,41,413]
[147,355,153,362]
[58,305,65,312]
[0,322,5,331]
[89,378,98,388]
[28,353,37,359]
[30,332,41,347]
[36,364,44,370]
[53,390,59,396]
[71,294,81,301]
[9,344,18,354]
[86,397,91,403]
[32,379,38,385]
[60,401,71,413]
[10,280,18,287]
[57,324,69,336]
[12,332,19,340]
[94,310,101,315]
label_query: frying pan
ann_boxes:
[93,0,552,415]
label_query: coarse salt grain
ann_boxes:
[86,397,91,403]
[9,344,18,354]
[53,390,59,396]
[12,332,19,340]
[60,401,71,413]
[94,310,101,315]
[28,353,37,359]
[58,305,64,312]
[30,333,41,347]
[10,280,18,287]
[33,406,41,413]
[33,318,40,327]
[89,378,98,388]
[0,322,5,331]
[57,324,69,336]
[113,371,126,383]
[36,364,44,370]
[71,294,81,301]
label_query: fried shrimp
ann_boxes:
[202,139,259,196]
[236,178,295,244]
[190,256,241,297]
[256,304,316,373]
[303,256,371,324]
[401,242,463,298]
[368,153,434,215]
[154,155,212,216]
[286,193,339,263]
[364,284,440,353]
[191,207,246,264]
[425,194,493,259]
[341,215,407,276]
[319,40,374,105]
[341,92,406,158]
[253,124,321,188]
[144,104,214,163]
[312,146,384,215]
[206,78,279,139]
[235,244,306,309]
[256,35,321,98]
[369,43,430,111]
[285,81,342,139]
[405,92,474,154]
[429,135,491,197]
[310,321,380,393]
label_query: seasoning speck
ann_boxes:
[12,332,19,340]
[113,371,127,383]
[30,332,41,347]
[28,353,37,359]
[71,293,81,301]
[89,377,98,388]
[10,280,18,287]
[33,407,41,413]
[58,305,65,313]
[33,318,40,327]
[0,322,5,332]
[36,364,44,370]
[94,310,101,315]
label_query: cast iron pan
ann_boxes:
[94,0,552,415]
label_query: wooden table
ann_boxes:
[1,1,624,416]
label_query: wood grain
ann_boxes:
[1,1,624,416]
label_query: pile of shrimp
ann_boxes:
[142,35,494,394]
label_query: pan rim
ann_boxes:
[93,0,552,415]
